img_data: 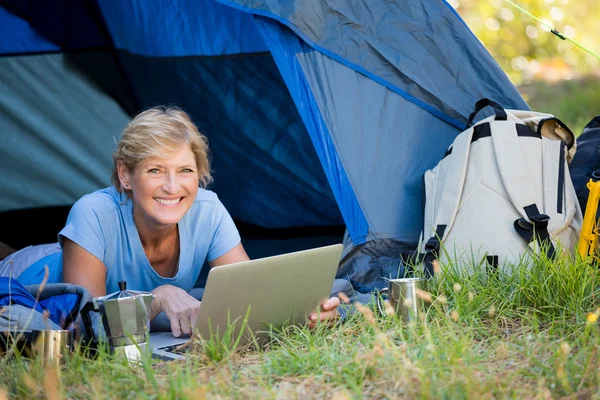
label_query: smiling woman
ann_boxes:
[0,106,341,337]
[112,106,213,194]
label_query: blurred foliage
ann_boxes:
[453,0,600,84]
[520,77,600,134]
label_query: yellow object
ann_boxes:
[578,179,600,259]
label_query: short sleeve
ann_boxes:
[206,197,241,261]
[58,195,112,263]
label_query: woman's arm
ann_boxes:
[208,242,250,268]
[62,238,107,298]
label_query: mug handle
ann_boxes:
[376,287,389,317]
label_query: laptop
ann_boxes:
[148,244,343,360]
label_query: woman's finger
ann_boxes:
[322,297,340,311]
[309,310,337,323]
[170,314,182,338]
[319,310,339,321]
[179,314,192,336]
[188,304,201,334]
[308,311,339,328]
[189,310,199,332]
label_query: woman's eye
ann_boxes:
[182,168,195,173]
[148,168,160,174]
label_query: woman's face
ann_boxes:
[120,144,199,229]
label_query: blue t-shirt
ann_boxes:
[18,186,241,294]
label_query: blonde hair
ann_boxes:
[111,106,212,192]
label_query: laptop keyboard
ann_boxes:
[154,340,190,354]
[155,344,180,352]
[152,342,189,361]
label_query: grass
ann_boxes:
[1,76,599,399]
[2,254,600,399]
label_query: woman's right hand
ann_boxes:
[150,285,201,337]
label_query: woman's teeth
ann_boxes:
[154,197,181,205]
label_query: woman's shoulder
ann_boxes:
[186,188,226,219]
[71,186,124,215]
[59,187,124,261]
[193,188,220,204]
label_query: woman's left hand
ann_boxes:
[308,296,341,328]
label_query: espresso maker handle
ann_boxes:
[79,302,98,345]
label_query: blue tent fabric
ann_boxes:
[0,53,131,211]
[97,0,268,57]
[295,52,460,242]
[0,0,107,53]
[215,0,529,127]
[216,0,527,242]
[0,6,59,54]
[257,18,369,242]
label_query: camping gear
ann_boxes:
[577,179,600,259]
[376,277,427,321]
[568,117,600,213]
[0,1,529,293]
[420,99,582,275]
[0,278,90,362]
[570,117,600,260]
[84,281,154,353]
[0,278,91,331]
[336,232,415,294]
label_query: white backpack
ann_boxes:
[420,99,582,276]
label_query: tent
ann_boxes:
[0,0,528,293]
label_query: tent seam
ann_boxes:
[291,54,369,245]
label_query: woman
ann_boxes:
[3,106,340,337]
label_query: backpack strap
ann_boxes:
[467,98,507,127]
[423,224,446,277]
[489,118,556,258]
[513,205,556,258]
[421,120,479,275]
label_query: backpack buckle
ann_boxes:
[529,213,550,228]
[425,237,440,252]
[516,218,532,230]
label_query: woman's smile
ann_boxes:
[154,197,184,206]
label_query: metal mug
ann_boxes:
[32,330,71,366]
[377,277,427,321]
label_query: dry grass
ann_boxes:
[3,253,600,399]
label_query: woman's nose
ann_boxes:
[162,173,181,193]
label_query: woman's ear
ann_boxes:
[117,160,132,190]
